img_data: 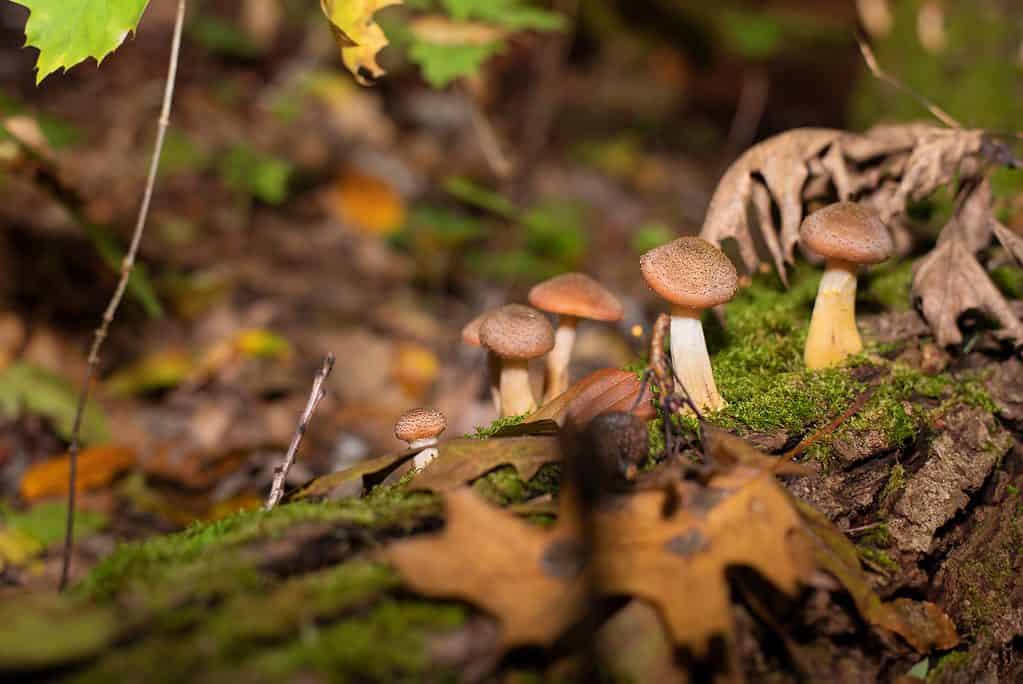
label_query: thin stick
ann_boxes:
[265,354,336,510]
[460,83,514,178]
[59,0,188,592]
[774,386,875,468]
[856,36,961,129]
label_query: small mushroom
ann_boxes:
[639,237,738,412]
[395,408,447,469]
[479,304,555,417]
[461,311,502,415]
[800,202,893,370]
[528,273,623,403]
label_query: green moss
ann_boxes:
[880,464,907,507]
[856,546,899,576]
[862,260,915,312]
[472,462,561,505]
[247,598,466,683]
[927,651,970,682]
[991,265,1023,300]
[81,493,438,601]
[467,412,528,439]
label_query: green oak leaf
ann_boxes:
[11,0,151,84]
[407,40,503,88]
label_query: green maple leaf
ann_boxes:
[11,0,151,84]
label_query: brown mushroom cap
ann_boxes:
[461,311,489,347]
[395,408,447,443]
[528,273,623,322]
[479,304,555,360]
[800,202,893,265]
[639,237,738,309]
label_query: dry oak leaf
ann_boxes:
[993,219,1023,266]
[913,236,1023,347]
[321,0,402,85]
[887,127,986,222]
[410,435,561,493]
[528,368,655,427]
[20,446,136,500]
[700,128,851,284]
[384,487,585,649]
[593,466,817,658]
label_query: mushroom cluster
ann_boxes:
[391,199,895,460]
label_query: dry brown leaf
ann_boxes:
[529,368,655,427]
[913,236,1023,346]
[594,466,815,658]
[410,436,561,493]
[993,220,1023,266]
[293,449,417,501]
[20,446,136,500]
[384,487,585,648]
[701,128,848,283]
[887,128,985,221]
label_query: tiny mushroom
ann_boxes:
[528,273,623,403]
[639,236,738,412]
[479,304,555,418]
[395,407,447,470]
[800,202,893,370]
[461,310,502,415]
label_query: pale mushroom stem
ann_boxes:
[670,306,726,412]
[486,352,502,415]
[412,443,439,470]
[499,359,537,417]
[542,316,577,403]
[804,260,862,370]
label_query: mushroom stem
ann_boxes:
[412,446,439,470]
[486,352,502,415]
[804,261,861,370]
[542,316,578,403]
[670,306,726,412]
[498,359,537,417]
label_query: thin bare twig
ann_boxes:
[59,0,188,592]
[460,83,514,179]
[774,386,875,468]
[265,354,336,511]
[720,67,770,169]
[856,35,961,129]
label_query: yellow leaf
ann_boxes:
[105,349,194,397]
[20,446,136,501]
[0,528,43,568]
[326,169,406,236]
[392,342,439,398]
[321,0,402,86]
[234,328,292,360]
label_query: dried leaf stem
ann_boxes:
[264,353,336,511]
[59,0,188,592]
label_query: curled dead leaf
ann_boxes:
[410,436,561,493]
[529,368,655,427]
[321,0,402,85]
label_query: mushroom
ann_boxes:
[639,237,738,412]
[528,273,623,403]
[395,408,446,469]
[461,311,502,415]
[478,304,555,417]
[800,202,892,370]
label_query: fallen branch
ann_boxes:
[265,353,336,511]
[59,0,188,592]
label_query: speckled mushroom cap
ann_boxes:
[479,304,555,360]
[800,202,893,265]
[461,311,489,347]
[639,237,738,309]
[528,273,623,322]
[395,408,446,443]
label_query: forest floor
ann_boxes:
[0,2,1022,682]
